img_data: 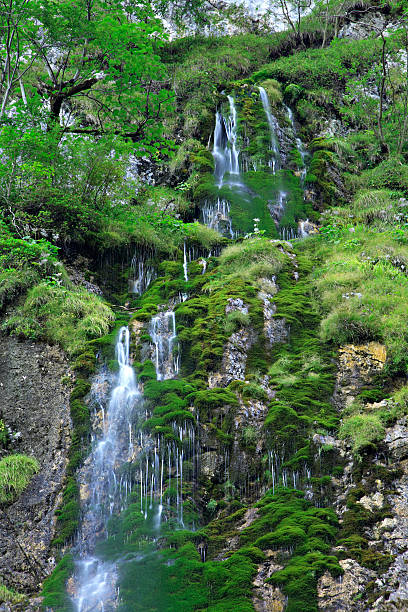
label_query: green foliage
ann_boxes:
[252,38,382,91]
[264,255,337,452]
[340,414,385,456]
[0,219,60,309]
[4,282,114,355]
[0,454,39,503]
[142,379,197,440]
[356,158,408,194]
[240,489,341,611]
[224,310,251,335]
[0,0,172,144]
[310,222,408,371]
[210,238,288,290]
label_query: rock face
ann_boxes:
[338,11,387,39]
[0,336,72,595]
[209,298,254,388]
[333,342,387,409]
[318,559,376,611]
[316,341,408,611]
[253,551,286,612]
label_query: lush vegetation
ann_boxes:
[3,0,408,609]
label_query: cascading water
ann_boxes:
[183,240,189,282]
[69,295,194,609]
[202,197,234,238]
[202,95,248,237]
[72,327,140,612]
[149,310,180,381]
[258,86,281,173]
[213,95,240,186]
[258,86,290,227]
[286,104,308,183]
[129,253,156,295]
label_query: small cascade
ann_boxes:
[259,86,281,173]
[269,190,287,226]
[150,311,179,381]
[202,94,247,237]
[183,240,189,282]
[286,104,308,183]
[213,95,240,186]
[267,449,311,495]
[138,421,197,529]
[202,197,235,238]
[129,253,156,295]
[72,327,141,612]
[279,226,298,241]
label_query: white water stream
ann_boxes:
[70,295,193,610]
[258,86,281,173]
[72,327,140,611]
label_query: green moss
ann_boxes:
[52,360,93,547]
[70,379,91,401]
[238,489,341,611]
[263,255,337,453]
[41,555,75,611]
[72,350,97,376]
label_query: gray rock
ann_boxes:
[0,337,72,594]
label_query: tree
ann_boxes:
[0,0,37,119]
[269,0,313,44]
[0,0,174,148]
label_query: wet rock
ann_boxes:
[298,219,319,237]
[200,451,220,478]
[358,492,384,512]
[333,342,387,409]
[65,256,103,295]
[253,551,286,612]
[317,559,376,611]
[209,298,254,388]
[260,296,288,347]
[0,337,72,595]
[338,12,386,39]
[384,419,408,461]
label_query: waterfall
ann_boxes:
[202,197,235,239]
[183,240,189,282]
[129,254,156,295]
[149,311,179,381]
[286,104,308,183]
[72,327,140,612]
[70,300,190,608]
[202,95,245,236]
[267,449,311,496]
[213,95,240,186]
[258,86,281,173]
